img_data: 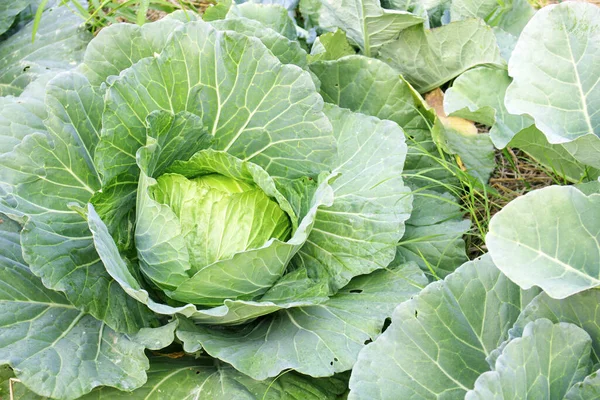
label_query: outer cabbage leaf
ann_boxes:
[512,290,600,364]
[309,55,469,273]
[504,3,600,146]
[487,185,600,299]
[308,29,355,62]
[509,126,600,183]
[450,0,535,36]
[211,17,308,67]
[0,71,156,333]
[378,19,505,93]
[396,190,470,277]
[227,3,296,39]
[301,0,424,56]
[292,104,412,291]
[566,371,600,400]
[348,254,539,399]
[95,21,335,186]
[175,261,426,380]
[0,215,152,400]
[80,356,347,399]
[444,66,533,148]
[466,319,592,400]
[79,18,184,86]
[0,95,46,156]
[0,0,31,36]
[0,2,91,96]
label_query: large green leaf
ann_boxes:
[176,261,426,380]
[308,29,355,62]
[309,55,468,274]
[0,0,31,36]
[450,0,535,36]
[566,371,600,400]
[95,20,334,186]
[0,96,46,157]
[504,2,600,144]
[211,17,308,67]
[563,134,600,170]
[444,66,533,148]
[227,3,297,39]
[302,0,424,56]
[308,55,452,191]
[348,255,539,399]
[378,19,505,93]
[509,126,600,183]
[487,185,600,299]
[0,2,91,96]
[79,18,184,86]
[512,290,600,364]
[292,104,411,291]
[396,190,470,278]
[309,55,433,140]
[466,319,592,400]
[431,117,496,182]
[80,356,347,399]
[0,215,151,400]
[0,72,156,333]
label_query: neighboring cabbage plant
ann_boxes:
[0,13,423,399]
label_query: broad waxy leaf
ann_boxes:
[378,19,505,93]
[0,215,151,400]
[505,2,600,144]
[211,17,308,67]
[303,0,424,56]
[227,3,297,39]
[444,66,533,148]
[426,88,496,182]
[0,71,156,333]
[96,21,335,186]
[487,185,600,299]
[450,0,535,36]
[0,2,91,96]
[0,0,31,36]
[309,55,468,273]
[309,55,451,191]
[292,104,412,291]
[0,95,46,157]
[348,254,539,399]
[80,356,347,399]
[565,371,600,400]
[396,190,470,278]
[563,133,600,170]
[79,18,184,86]
[466,319,593,400]
[176,261,426,380]
[308,29,355,62]
[509,126,600,183]
[512,290,600,364]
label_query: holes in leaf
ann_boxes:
[414,310,418,318]
[349,289,363,294]
[23,65,30,72]
[381,317,392,333]
[364,339,372,345]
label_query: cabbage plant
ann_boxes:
[0,13,425,399]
